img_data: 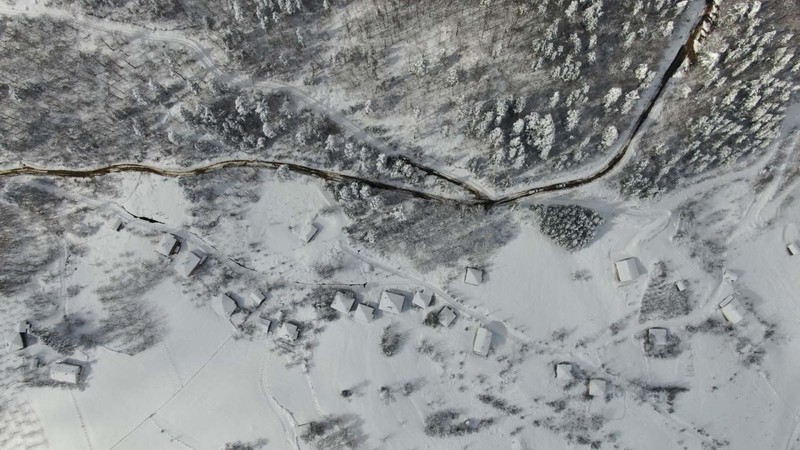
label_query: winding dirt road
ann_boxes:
[0,1,717,206]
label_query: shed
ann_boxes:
[464,267,483,286]
[245,291,266,309]
[472,326,493,357]
[4,332,24,353]
[719,295,743,324]
[648,328,669,347]
[379,291,405,314]
[331,291,356,314]
[438,306,457,327]
[614,258,640,283]
[354,304,375,323]
[555,363,574,380]
[110,217,124,232]
[50,362,81,384]
[253,318,273,335]
[156,234,180,256]
[412,290,434,308]
[788,242,799,256]
[213,293,238,318]
[300,223,319,243]
[18,320,31,334]
[176,250,206,277]
[588,379,606,398]
[675,280,687,292]
[277,322,299,341]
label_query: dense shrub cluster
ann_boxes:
[531,204,603,251]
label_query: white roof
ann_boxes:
[719,296,743,324]
[176,250,205,277]
[614,258,640,283]
[464,267,483,286]
[245,291,266,309]
[300,223,319,243]
[412,290,433,308]
[110,217,124,231]
[4,332,24,352]
[156,234,179,256]
[379,291,405,314]
[788,242,799,255]
[675,280,687,292]
[472,326,493,357]
[555,363,574,380]
[331,291,356,314]
[18,320,30,333]
[50,362,81,384]
[588,379,606,397]
[438,306,457,327]
[213,294,238,318]
[354,304,374,323]
[277,322,299,341]
[253,318,273,336]
[648,328,669,347]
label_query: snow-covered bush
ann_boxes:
[380,325,401,357]
[530,204,604,252]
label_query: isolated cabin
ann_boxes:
[648,328,669,348]
[788,242,799,256]
[412,290,434,308]
[110,217,124,232]
[213,294,238,318]
[464,267,483,286]
[555,363,574,380]
[246,291,266,309]
[588,379,607,398]
[354,304,375,323]
[4,332,25,353]
[176,250,206,277]
[300,223,319,243]
[379,291,405,314]
[50,362,81,384]
[277,322,300,341]
[614,258,640,283]
[438,306,457,327]
[18,320,31,334]
[719,295,743,324]
[156,234,180,256]
[331,291,356,314]
[675,280,687,292]
[472,326,493,357]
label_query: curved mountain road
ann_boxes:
[0,1,716,206]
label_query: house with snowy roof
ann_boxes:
[213,293,238,318]
[555,363,574,380]
[299,223,319,243]
[277,322,299,341]
[412,290,434,308]
[331,291,356,314]
[354,304,375,323]
[438,306,457,327]
[464,267,483,286]
[4,332,25,353]
[648,328,669,348]
[472,325,493,357]
[788,242,799,256]
[50,362,81,384]
[245,291,266,309]
[614,258,640,283]
[588,379,606,398]
[719,295,743,324]
[379,290,405,314]
[110,217,124,232]
[176,249,206,277]
[156,233,180,256]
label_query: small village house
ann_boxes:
[300,223,319,243]
[50,362,81,384]
[246,291,266,309]
[464,267,483,286]
[675,280,687,292]
[379,290,405,314]
[354,304,375,323]
[213,293,238,318]
[438,306,457,327]
[156,233,180,257]
[110,217,124,232]
[614,258,640,283]
[472,325,493,357]
[788,242,799,256]
[331,291,356,314]
[555,363,574,380]
[412,290,434,308]
[4,332,25,353]
[278,322,300,341]
[588,379,607,398]
[719,295,743,324]
[176,249,206,277]
[648,327,669,348]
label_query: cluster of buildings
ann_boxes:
[4,320,83,385]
